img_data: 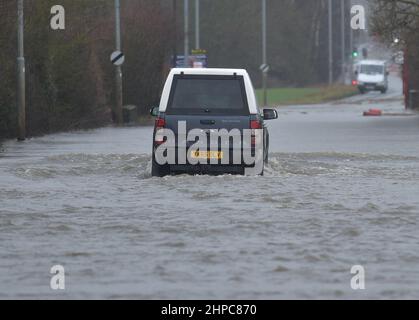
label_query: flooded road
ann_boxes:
[1,75,419,299]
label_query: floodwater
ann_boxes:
[1,75,419,299]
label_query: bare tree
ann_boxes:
[370,0,419,43]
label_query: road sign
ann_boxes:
[260,64,270,73]
[191,49,207,55]
[111,50,125,66]
[175,53,208,68]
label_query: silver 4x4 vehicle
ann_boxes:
[150,68,278,177]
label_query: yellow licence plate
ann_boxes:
[191,151,224,160]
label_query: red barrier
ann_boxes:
[363,109,382,116]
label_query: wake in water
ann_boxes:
[7,151,419,181]
[10,153,152,180]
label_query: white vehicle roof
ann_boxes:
[169,68,249,76]
[159,68,259,114]
[359,60,387,66]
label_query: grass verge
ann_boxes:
[256,85,358,106]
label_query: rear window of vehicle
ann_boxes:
[166,75,249,115]
[360,64,384,75]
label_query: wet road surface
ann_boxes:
[1,75,419,299]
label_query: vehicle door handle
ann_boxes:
[200,120,216,125]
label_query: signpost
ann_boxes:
[195,0,200,50]
[110,50,125,66]
[114,0,123,125]
[261,0,268,107]
[17,0,26,141]
[328,0,333,86]
[184,0,190,68]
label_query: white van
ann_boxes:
[356,60,389,94]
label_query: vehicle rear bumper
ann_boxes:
[358,84,386,91]
[153,146,262,175]
[169,164,249,175]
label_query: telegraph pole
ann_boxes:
[328,0,333,85]
[17,0,26,141]
[114,0,123,124]
[261,0,268,107]
[195,0,200,49]
[341,0,346,84]
[184,0,190,67]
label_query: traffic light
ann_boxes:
[352,48,359,58]
[362,48,368,59]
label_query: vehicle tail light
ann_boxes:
[155,117,165,128]
[154,117,166,145]
[250,120,262,130]
[250,120,262,146]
